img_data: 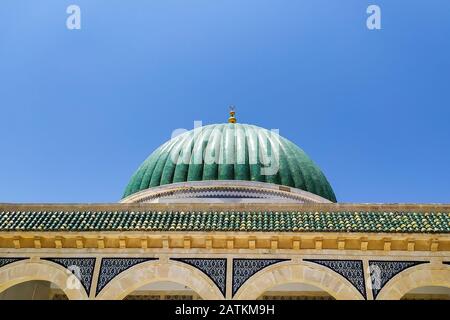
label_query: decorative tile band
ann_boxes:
[232,259,289,297]
[304,259,366,299]
[368,260,428,299]
[96,258,157,296]
[171,258,227,297]
[0,257,28,269]
[43,258,96,296]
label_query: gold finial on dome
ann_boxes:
[228,106,236,123]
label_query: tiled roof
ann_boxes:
[0,206,449,233]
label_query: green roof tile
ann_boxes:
[0,209,449,233]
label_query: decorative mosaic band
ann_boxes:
[43,257,96,296]
[171,258,227,297]
[368,260,428,299]
[304,259,366,299]
[232,259,289,297]
[96,258,157,296]
[0,257,28,269]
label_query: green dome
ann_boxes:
[123,123,336,202]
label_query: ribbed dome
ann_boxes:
[123,123,336,202]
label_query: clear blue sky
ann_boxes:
[1,0,449,203]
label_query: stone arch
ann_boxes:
[376,263,450,300]
[96,260,224,300]
[0,260,87,300]
[234,261,363,300]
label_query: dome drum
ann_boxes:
[121,180,333,204]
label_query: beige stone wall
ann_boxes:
[0,280,52,300]
[0,248,448,300]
